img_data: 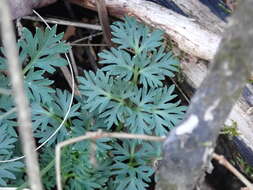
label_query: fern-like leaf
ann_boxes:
[0,125,23,186]
[24,70,55,104]
[32,89,81,145]
[111,162,153,190]
[127,85,186,135]
[0,162,24,186]
[111,16,163,54]
[99,47,179,88]
[20,25,69,74]
[79,70,134,128]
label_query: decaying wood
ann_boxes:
[156,0,253,189]
[68,0,222,60]
[170,0,227,34]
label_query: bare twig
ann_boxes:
[55,130,165,190]
[70,32,103,44]
[70,43,108,46]
[95,0,112,46]
[169,77,190,103]
[68,48,78,77]
[22,15,102,31]
[212,153,253,190]
[60,65,81,96]
[0,1,43,190]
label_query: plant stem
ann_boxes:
[17,158,55,190]
[116,122,124,132]
[132,66,139,84]
[129,143,136,164]
[23,55,39,75]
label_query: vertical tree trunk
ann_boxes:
[156,1,253,189]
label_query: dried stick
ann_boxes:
[68,48,78,77]
[212,153,253,190]
[55,130,165,190]
[70,32,103,44]
[22,15,102,31]
[95,0,112,46]
[0,1,43,190]
[70,43,108,46]
[60,65,81,96]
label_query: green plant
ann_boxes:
[0,17,186,189]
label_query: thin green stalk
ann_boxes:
[132,66,139,84]
[22,54,39,75]
[129,143,136,165]
[115,122,124,132]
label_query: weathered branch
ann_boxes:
[0,1,43,190]
[156,1,253,189]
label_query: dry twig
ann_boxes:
[0,1,43,190]
[212,153,253,190]
[22,15,102,30]
[95,0,112,46]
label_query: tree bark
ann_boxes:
[156,1,253,189]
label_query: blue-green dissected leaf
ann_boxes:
[24,69,55,104]
[111,162,153,190]
[138,47,179,88]
[62,148,111,190]
[0,95,17,137]
[20,25,69,74]
[99,46,179,88]
[0,44,27,70]
[98,48,133,81]
[32,89,81,145]
[112,140,161,164]
[0,125,23,186]
[0,126,24,186]
[110,140,159,190]
[111,16,163,54]
[127,85,187,136]
[79,70,136,129]
[0,124,17,156]
[0,162,24,186]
